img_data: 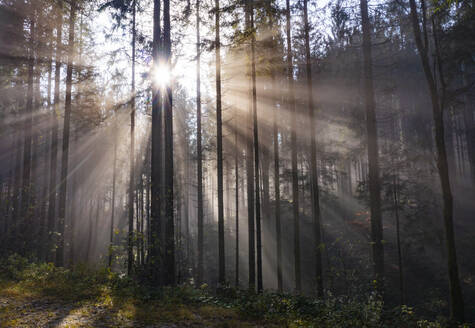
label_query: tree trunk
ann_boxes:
[393,173,405,305]
[245,1,255,291]
[408,0,465,321]
[68,133,78,268]
[20,13,35,254]
[461,62,475,181]
[109,119,118,268]
[303,0,324,298]
[286,0,301,293]
[215,0,225,286]
[196,0,204,286]
[39,33,54,261]
[46,2,62,262]
[127,0,137,276]
[272,75,282,292]
[234,107,240,288]
[11,128,22,243]
[163,0,175,286]
[249,0,262,293]
[85,200,95,263]
[150,0,162,284]
[360,0,384,292]
[56,0,76,267]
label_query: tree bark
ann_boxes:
[109,118,118,268]
[127,0,137,276]
[249,0,262,293]
[303,0,324,298]
[150,0,162,284]
[56,0,76,267]
[245,0,255,291]
[163,0,175,286]
[196,0,204,286]
[360,0,384,292]
[46,2,62,262]
[20,12,35,254]
[408,0,465,321]
[215,0,225,286]
[234,107,240,288]
[272,75,282,292]
[286,0,301,293]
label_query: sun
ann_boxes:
[152,64,171,88]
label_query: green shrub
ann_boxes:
[0,256,470,327]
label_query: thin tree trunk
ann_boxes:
[234,107,240,288]
[393,173,405,305]
[68,134,78,268]
[128,0,137,276]
[146,161,151,263]
[109,120,118,268]
[183,143,190,277]
[56,0,76,267]
[461,62,475,181]
[12,128,22,242]
[360,0,384,292]
[286,0,301,293]
[245,1,255,291]
[20,12,35,253]
[303,0,324,297]
[249,0,262,293]
[31,52,41,255]
[272,76,282,292]
[196,0,204,286]
[39,31,54,260]
[68,13,84,268]
[214,0,225,286]
[46,2,62,262]
[85,200,95,263]
[92,198,102,263]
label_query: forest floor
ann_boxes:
[0,256,469,328]
[0,279,279,327]
[0,290,267,327]
[0,257,296,328]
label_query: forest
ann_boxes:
[0,0,474,326]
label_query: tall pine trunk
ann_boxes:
[245,1,255,291]
[109,117,118,268]
[286,0,301,293]
[39,27,54,261]
[303,0,324,297]
[128,0,137,276]
[408,0,464,321]
[47,2,62,262]
[163,0,175,286]
[360,0,384,292]
[249,0,262,292]
[20,11,35,253]
[56,0,76,267]
[150,0,162,284]
[215,0,225,286]
[234,107,240,288]
[196,0,204,286]
[272,74,282,292]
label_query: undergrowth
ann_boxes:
[0,254,470,327]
